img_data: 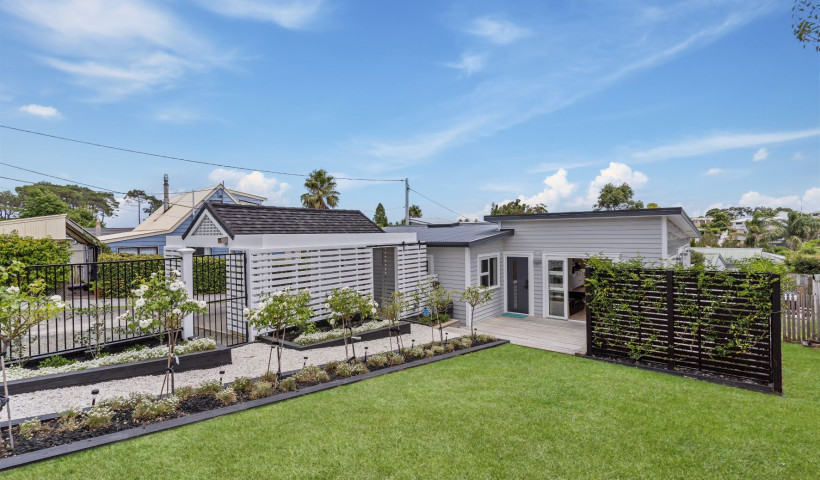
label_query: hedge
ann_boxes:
[93,253,227,297]
[0,232,71,267]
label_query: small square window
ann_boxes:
[478,255,498,287]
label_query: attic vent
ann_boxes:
[192,216,222,236]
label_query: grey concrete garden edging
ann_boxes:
[0,339,508,471]
[256,321,411,350]
[6,345,232,395]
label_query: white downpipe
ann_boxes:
[464,247,472,328]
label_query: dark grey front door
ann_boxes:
[506,257,529,314]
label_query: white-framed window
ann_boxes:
[426,255,435,274]
[117,246,159,255]
[478,254,499,288]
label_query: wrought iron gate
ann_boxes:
[192,253,248,346]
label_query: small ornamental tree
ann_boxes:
[0,261,66,448]
[460,286,493,336]
[244,288,313,386]
[118,270,206,396]
[378,291,409,351]
[427,283,454,344]
[409,277,433,318]
[326,287,377,360]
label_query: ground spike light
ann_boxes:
[219,370,225,386]
[91,388,99,406]
[303,356,309,368]
[364,346,368,361]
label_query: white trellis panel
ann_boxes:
[396,243,428,317]
[247,247,375,323]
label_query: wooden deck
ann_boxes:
[446,316,587,355]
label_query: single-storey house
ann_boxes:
[99,185,265,255]
[165,203,427,338]
[690,247,785,271]
[0,214,100,264]
[386,207,700,326]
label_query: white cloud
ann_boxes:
[2,0,220,100]
[738,187,820,212]
[462,203,493,222]
[208,168,291,205]
[518,168,577,208]
[793,151,806,160]
[572,162,648,208]
[19,104,60,118]
[752,147,769,162]
[632,129,818,162]
[195,0,324,29]
[465,17,530,45]
[704,168,723,176]
[444,53,486,75]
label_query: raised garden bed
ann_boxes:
[257,321,411,350]
[6,345,232,395]
[0,335,506,470]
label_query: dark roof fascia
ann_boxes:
[65,218,100,246]
[423,229,513,247]
[484,207,698,232]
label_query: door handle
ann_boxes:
[524,280,529,289]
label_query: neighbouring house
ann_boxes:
[690,216,711,227]
[0,214,101,264]
[99,185,265,255]
[690,247,785,271]
[386,207,700,327]
[165,203,427,338]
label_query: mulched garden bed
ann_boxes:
[257,321,411,350]
[0,334,506,467]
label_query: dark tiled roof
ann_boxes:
[384,223,512,247]
[188,203,383,238]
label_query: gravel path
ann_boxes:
[8,324,456,421]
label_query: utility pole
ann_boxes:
[404,178,410,225]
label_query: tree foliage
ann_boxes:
[490,199,548,215]
[409,204,422,218]
[794,0,820,51]
[301,169,339,209]
[373,203,388,227]
[593,183,644,211]
[0,191,22,219]
[124,189,163,223]
[0,232,71,267]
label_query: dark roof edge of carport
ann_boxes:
[484,207,699,235]
[423,229,514,247]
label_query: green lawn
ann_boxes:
[5,343,819,479]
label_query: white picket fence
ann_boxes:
[783,274,820,343]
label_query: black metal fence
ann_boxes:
[11,257,181,362]
[192,253,247,346]
[585,267,782,393]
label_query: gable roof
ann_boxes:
[0,214,99,246]
[183,203,384,239]
[99,185,266,243]
[384,223,513,247]
[484,207,700,238]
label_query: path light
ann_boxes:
[219,370,225,385]
[473,327,477,340]
[445,332,449,345]
[411,339,415,349]
[351,336,362,361]
[303,356,308,368]
[91,388,99,406]
[364,346,368,361]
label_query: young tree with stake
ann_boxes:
[0,262,66,448]
[460,286,494,336]
[326,287,377,361]
[378,291,409,351]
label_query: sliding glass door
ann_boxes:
[545,257,567,319]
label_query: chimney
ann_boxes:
[163,174,169,212]
[95,219,101,237]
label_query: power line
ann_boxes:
[0,162,126,194]
[0,125,404,182]
[409,187,468,219]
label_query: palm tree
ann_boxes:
[767,211,820,250]
[409,204,422,218]
[301,169,339,209]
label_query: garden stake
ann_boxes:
[351,336,361,362]
[91,388,99,406]
[0,347,12,448]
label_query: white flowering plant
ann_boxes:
[0,261,67,447]
[325,287,378,360]
[118,270,205,395]
[245,287,313,383]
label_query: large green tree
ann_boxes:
[768,210,820,249]
[373,203,388,227]
[490,199,548,215]
[18,187,68,218]
[15,183,116,223]
[124,189,163,223]
[593,183,644,211]
[301,169,339,209]
[0,191,21,219]
[409,204,422,218]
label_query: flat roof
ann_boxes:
[384,223,513,247]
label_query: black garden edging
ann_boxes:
[0,339,508,471]
[6,345,232,396]
[256,321,411,350]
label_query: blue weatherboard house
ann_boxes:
[100,185,266,255]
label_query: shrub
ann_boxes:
[232,376,252,393]
[366,354,388,368]
[323,361,341,374]
[429,345,445,355]
[259,370,278,384]
[251,381,273,399]
[0,232,71,269]
[133,397,179,421]
[443,342,455,353]
[96,252,165,297]
[277,377,297,392]
[196,379,223,395]
[385,352,405,366]
[193,256,227,295]
[334,362,353,378]
[788,254,820,274]
[423,348,435,358]
[215,388,237,405]
[85,406,114,430]
[57,408,82,433]
[350,362,369,375]
[294,365,330,384]
[99,395,132,411]
[475,334,497,343]
[18,418,41,440]
[38,355,76,369]
[457,337,473,349]
[174,385,195,401]
[402,347,425,360]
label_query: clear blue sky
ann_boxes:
[0,0,817,227]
